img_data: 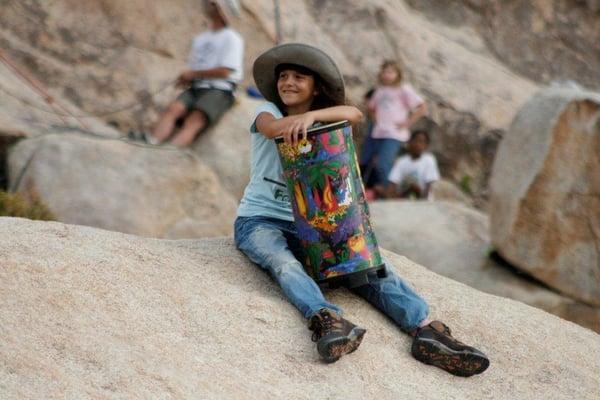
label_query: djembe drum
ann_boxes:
[275,121,386,288]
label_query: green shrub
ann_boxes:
[0,191,55,221]
[459,175,473,196]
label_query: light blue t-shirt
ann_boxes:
[237,102,294,221]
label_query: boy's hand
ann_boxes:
[281,112,315,146]
[176,70,197,88]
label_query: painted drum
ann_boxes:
[275,121,386,288]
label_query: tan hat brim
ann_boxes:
[252,43,345,105]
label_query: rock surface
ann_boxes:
[490,88,600,306]
[193,96,260,199]
[405,0,600,92]
[1,217,599,399]
[8,134,237,238]
[0,0,546,197]
[0,54,119,141]
[369,200,600,333]
[430,179,473,205]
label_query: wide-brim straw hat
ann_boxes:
[253,43,346,105]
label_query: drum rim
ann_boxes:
[274,120,350,143]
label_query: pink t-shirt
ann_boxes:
[369,84,424,142]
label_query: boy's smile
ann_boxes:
[277,69,316,110]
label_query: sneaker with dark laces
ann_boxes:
[411,321,490,377]
[308,309,366,363]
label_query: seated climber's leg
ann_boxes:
[170,110,207,147]
[234,216,366,363]
[351,259,489,376]
[169,88,234,147]
[152,92,191,143]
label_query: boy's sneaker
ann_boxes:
[142,131,161,145]
[411,321,489,377]
[308,309,366,363]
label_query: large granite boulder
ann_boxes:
[490,88,600,306]
[1,0,543,198]
[0,217,599,399]
[193,96,260,199]
[8,133,237,238]
[369,200,600,333]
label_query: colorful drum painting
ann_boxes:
[275,121,385,287]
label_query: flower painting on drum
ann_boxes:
[276,122,383,283]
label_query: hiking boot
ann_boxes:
[308,309,366,363]
[411,321,489,377]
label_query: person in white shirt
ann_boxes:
[148,0,244,147]
[378,129,440,200]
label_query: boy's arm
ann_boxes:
[309,106,363,125]
[177,67,233,87]
[256,106,363,145]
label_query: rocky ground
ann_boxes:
[0,1,599,394]
[1,217,599,399]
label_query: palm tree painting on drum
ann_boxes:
[276,122,382,282]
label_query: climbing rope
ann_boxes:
[0,47,176,132]
[0,78,175,119]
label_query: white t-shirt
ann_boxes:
[187,27,244,91]
[388,153,440,197]
[237,102,294,221]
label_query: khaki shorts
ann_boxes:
[176,88,234,124]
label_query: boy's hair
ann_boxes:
[274,63,342,115]
[410,129,430,144]
[378,60,403,85]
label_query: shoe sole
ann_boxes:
[411,338,490,377]
[320,327,367,363]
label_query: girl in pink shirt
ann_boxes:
[360,61,428,189]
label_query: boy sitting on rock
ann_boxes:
[377,129,440,200]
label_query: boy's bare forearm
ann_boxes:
[309,106,363,125]
[194,67,232,78]
[256,113,304,139]
[256,106,363,140]
[179,67,232,83]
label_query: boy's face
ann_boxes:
[203,1,224,22]
[277,69,316,108]
[407,132,428,157]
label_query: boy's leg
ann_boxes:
[352,259,489,376]
[171,88,235,146]
[350,261,429,332]
[152,98,189,143]
[234,216,366,362]
[234,217,342,318]
[169,110,207,147]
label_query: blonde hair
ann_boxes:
[378,60,403,85]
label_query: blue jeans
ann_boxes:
[234,216,429,331]
[360,136,403,186]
